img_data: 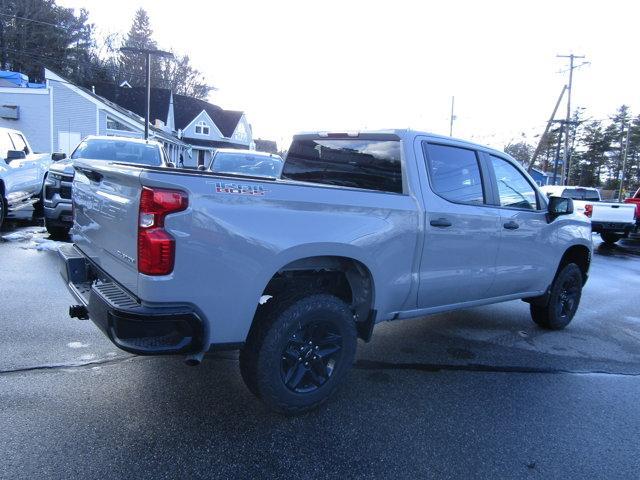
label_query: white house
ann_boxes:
[0,68,188,158]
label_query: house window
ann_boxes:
[195,121,210,135]
[233,121,249,143]
[106,116,134,132]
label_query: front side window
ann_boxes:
[1,133,15,157]
[71,139,162,166]
[195,121,210,135]
[282,138,403,193]
[9,133,28,154]
[490,155,538,210]
[424,143,484,204]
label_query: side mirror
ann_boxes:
[51,152,67,161]
[6,149,27,162]
[548,196,574,219]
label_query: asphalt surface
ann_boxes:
[2,212,640,479]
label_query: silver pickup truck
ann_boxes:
[59,130,592,413]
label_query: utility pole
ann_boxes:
[528,85,566,172]
[551,121,565,186]
[618,125,631,201]
[557,54,586,185]
[449,96,455,137]
[119,47,174,140]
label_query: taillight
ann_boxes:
[584,204,593,218]
[138,187,188,275]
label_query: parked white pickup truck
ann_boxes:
[0,127,63,229]
[540,185,636,244]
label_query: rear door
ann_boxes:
[486,154,556,297]
[73,161,142,295]
[416,139,502,308]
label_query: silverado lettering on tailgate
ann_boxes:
[215,182,266,196]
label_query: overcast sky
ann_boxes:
[59,0,640,150]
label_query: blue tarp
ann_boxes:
[0,70,44,88]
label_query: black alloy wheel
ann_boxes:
[280,321,343,393]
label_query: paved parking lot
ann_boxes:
[2,213,640,479]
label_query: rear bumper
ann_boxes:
[591,221,634,235]
[58,244,204,355]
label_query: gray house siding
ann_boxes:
[50,80,97,152]
[0,90,50,152]
[99,110,107,135]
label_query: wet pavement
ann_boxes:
[1,212,639,479]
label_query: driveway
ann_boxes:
[1,216,639,479]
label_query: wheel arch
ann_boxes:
[257,254,377,341]
[558,244,591,284]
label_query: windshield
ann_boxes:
[71,139,162,166]
[211,152,283,178]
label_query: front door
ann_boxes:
[417,140,502,309]
[486,154,556,297]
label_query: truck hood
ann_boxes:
[48,159,75,176]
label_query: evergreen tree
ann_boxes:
[504,141,533,165]
[118,8,161,87]
[572,120,609,187]
[0,0,96,83]
[602,105,631,190]
[118,8,211,99]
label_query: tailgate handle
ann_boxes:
[76,166,103,183]
[611,205,619,208]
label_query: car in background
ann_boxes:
[43,136,171,237]
[540,185,636,244]
[0,127,61,230]
[209,149,283,179]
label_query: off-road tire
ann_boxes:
[239,293,357,415]
[0,196,5,231]
[530,263,582,330]
[45,217,70,239]
[600,232,622,245]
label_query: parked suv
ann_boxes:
[43,135,171,237]
[60,130,592,413]
[0,127,59,229]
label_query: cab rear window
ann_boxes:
[282,138,402,193]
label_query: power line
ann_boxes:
[0,11,74,30]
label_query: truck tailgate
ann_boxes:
[71,161,142,295]
[591,202,636,223]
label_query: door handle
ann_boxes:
[503,220,519,230]
[430,218,452,228]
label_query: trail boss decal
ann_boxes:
[215,182,267,196]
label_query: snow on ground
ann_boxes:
[1,226,67,251]
[1,226,46,242]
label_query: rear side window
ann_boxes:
[561,188,600,202]
[424,143,485,204]
[282,138,402,193]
